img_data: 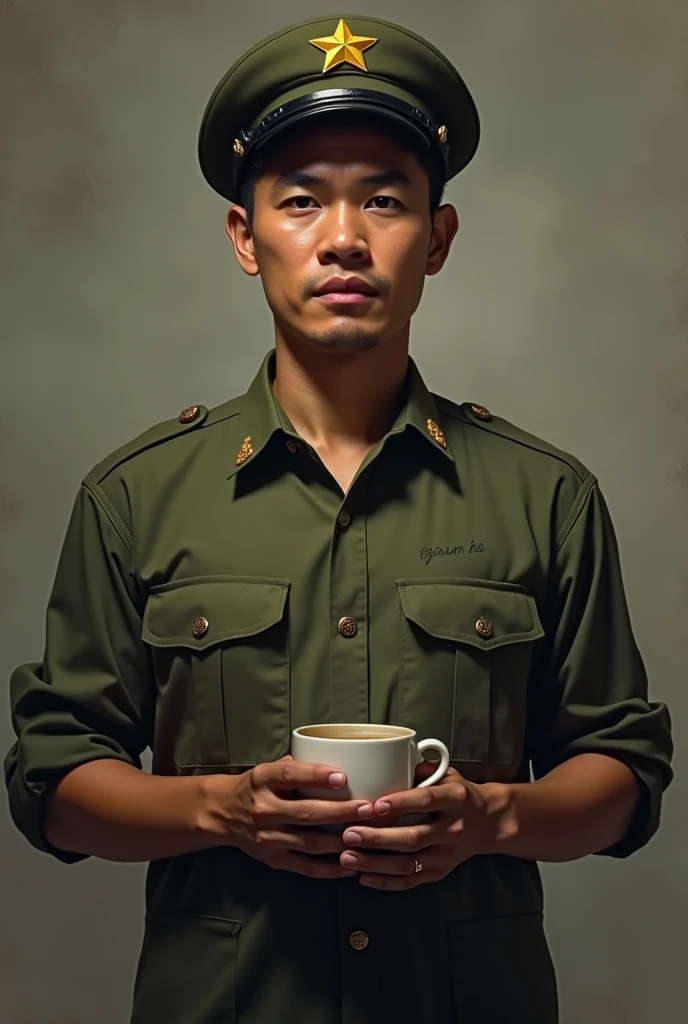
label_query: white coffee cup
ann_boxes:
[291,723,450,831]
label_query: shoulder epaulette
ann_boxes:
[436,396,591,484]
[87,404,209,484]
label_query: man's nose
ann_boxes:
[317,204,370,263]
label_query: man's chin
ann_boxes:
[308,328,381,352]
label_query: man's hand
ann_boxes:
[336,760,512,890]
[201,755,378,880]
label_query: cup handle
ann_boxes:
[414,739,450,788]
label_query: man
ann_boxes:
[4,14,673,1024]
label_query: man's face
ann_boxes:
[227,123,457,353]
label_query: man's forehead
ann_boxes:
[266,168,416,199]
[265,127,422,172]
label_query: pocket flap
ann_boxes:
[397,577,544,650]
[143,575,289,651]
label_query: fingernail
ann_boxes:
[376,801,391,815]
[329,772,345,786]
[343,870,358,876]
[344,831,362,845]
[357,803,374,818]
[342,853,358,866]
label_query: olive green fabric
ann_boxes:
[4,351,673,1023]
[198,13,480,202]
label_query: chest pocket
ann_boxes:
[143,576,291,770]
[397,578,544,767]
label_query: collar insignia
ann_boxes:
[235,436,253,466]
[426,419,447,449]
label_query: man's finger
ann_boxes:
[340,823,434,852]
[340,849,421,875]
[280,796,375,827]
[255,828,346,855]
[373,780,467,817]
[358,867,443,890]
[256,758,351,792]
[415,761,463,782]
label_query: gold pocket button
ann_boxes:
[192,616,209,638]
[475,616,493,638]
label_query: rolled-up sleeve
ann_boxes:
[4,477,153,862]
[528,474,673,858]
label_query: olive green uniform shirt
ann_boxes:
[5,351,673,1024]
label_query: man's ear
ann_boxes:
[225,205,260,277]
[426,204,459,277]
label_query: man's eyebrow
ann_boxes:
[269,169,413,195]
[357,170,413,188]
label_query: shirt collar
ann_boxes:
[226,350,291,479]
[387,356,455,461]
[227,349,454,479]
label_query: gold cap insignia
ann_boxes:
[470,404,492,421]
[309,19,378,74]
[426,418,447,449]
[235,436,253,465]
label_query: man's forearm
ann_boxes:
[44,759,228,862]
[483,753,641,862]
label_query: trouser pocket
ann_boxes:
[131,911,242,1024]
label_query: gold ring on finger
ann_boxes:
[414,859,423,873]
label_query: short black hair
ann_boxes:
[237,112,446,226]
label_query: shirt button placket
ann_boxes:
[339,908,380,1024]
[330,496,369,725]
[331,478,377,1024]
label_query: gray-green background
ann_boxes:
[1,1,686,1021]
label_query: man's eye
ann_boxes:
[368,195,401,210]
[284,195,401,210]
[286,196,316,209]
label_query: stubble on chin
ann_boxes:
[308,327,380,352]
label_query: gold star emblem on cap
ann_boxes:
[309,19,378,73]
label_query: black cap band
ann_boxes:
[232,88,450,195]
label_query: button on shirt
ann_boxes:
[4,350,673,1024]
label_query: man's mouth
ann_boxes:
[315,293,376,304]
[313,276,378,304]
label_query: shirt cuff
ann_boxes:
[594,760,659,859]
